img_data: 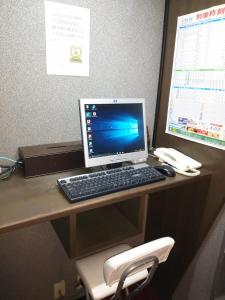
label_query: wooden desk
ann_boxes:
[0,165,211,261]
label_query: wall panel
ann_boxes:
[154,1,225,299]
[155,0,225,245]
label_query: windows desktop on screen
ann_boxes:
[84,103,145,158]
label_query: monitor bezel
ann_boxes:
[79,98,148,168]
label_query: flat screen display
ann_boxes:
[80,98,148,168]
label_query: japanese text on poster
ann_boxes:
[166,4,225,150]
[45,1,90,76]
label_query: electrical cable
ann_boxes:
[0,156,23,164]
[0,157,23,181]
[172,167,200,177]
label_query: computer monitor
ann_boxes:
[79,98,148,168]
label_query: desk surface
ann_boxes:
[0,164,211,234]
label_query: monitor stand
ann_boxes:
[91,162,132,173]
[106,163,123,169]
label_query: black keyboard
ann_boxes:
[57,164,166,203]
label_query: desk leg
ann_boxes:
[69,214,77,257]
[137,194,149,235]
[51,213,77,258]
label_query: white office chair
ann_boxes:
[74,237,175,300]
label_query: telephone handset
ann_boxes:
[153,148,202,176]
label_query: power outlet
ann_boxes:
[54,280,65,299]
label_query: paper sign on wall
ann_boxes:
[166,4,225,150]
[45,1,90,76]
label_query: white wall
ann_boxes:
[0,0,165,158]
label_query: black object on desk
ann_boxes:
[154,164,176,177]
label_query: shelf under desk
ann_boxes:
[0,166,211,258]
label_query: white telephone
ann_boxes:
[153,148,202,176]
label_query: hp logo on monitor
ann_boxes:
[113,99,117,103]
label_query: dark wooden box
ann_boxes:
[18,141,84,178]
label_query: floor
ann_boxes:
[76,285,159,300]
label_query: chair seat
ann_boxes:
[75,244,148,300]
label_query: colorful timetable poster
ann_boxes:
[166,4,225,150]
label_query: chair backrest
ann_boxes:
[103,237,175,286]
